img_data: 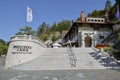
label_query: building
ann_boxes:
[62,11,115,48]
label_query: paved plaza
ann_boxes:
[0,69,120,80]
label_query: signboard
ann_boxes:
[12,45,32,54]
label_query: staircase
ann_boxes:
[72,48,105,69]
[12,48,106,70]
[12,48,70,70]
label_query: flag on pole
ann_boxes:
[115,5,120,19]
[27,6,33,22]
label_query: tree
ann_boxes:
[37,20,72,42]
[0,45,8,56]
[37,22,50,36]
[16,26,35,36]
[105,0,112,12]
[38,34,49,41]
[0,39,8,56]
[37,22,50,41]
[109,0,120,21]
[0,39,6,45]
[57,20,72,31]
[51,22,58,31]
[88,10,105,18]
[115,0,120,5]
[51,35,58,42]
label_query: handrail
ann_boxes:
[67,40,77,67]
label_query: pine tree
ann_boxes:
[105,0,112,12]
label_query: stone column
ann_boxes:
[81,33,85,48]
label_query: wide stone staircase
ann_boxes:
[11,48,114,70]
[12,48,70,70]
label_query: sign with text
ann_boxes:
[12,45,32,54]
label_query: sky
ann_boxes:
[0,0,115,42]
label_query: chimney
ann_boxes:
[80,11,85,22]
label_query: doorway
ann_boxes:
[84,36,92,47]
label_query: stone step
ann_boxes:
[12,48,108,70]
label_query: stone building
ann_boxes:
[62,12,115,47]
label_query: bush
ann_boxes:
[52,36,58,42]
[0,45,8,56]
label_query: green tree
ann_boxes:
[50,22,58,31]
[38,34,49,41]
[0,45,8,56]
[51,35,58,42]
[37,22,50,41]
[105,0,112,12]
[88,10,105,18]
[109,0,120,21]
[115,0,120,5]
[16,26,35,36]
[37,22,48,35]
[0,39,8,56]
[57,20,72,31]
[0,39,6,45]
[37,20,72,42]
[50,20,72,32]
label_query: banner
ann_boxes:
[27,6,33,22]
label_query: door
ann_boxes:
[84,36,92,47]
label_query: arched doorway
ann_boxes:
[84,36,92,47]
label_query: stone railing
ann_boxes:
[10,35,46,48]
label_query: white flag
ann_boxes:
[27,6,33,22]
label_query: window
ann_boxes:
[99,36,104,39]
[98,20,100,22]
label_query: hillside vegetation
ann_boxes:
[37,20,73,42]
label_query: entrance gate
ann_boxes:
[84,36,92,47]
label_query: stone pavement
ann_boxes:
[0,69,120,80]
[0,56,5,70]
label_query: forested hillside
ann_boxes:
[37,20,73,42]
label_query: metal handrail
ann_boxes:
[67,40,77,67]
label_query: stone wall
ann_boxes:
[5,35,46,68]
